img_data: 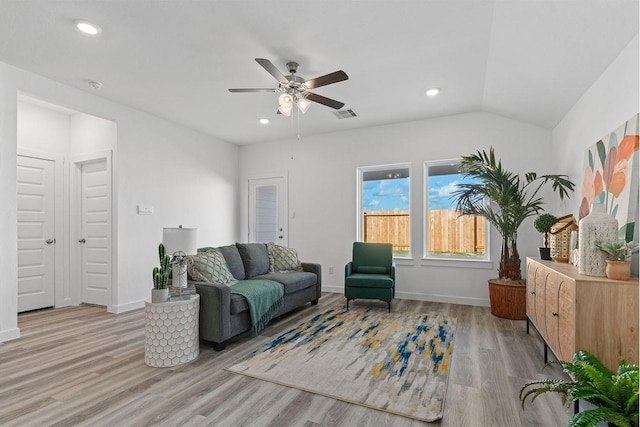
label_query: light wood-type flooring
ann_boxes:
[0,292,573,426]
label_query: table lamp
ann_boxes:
[162,225,197,288]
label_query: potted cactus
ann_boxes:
[151,243,171,303]
[534,213,558,260]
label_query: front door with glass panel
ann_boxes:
[249,177,288,246]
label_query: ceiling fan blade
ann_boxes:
[255,58,288,84]
[304,70,348,89]
[305,92,345,110]
[228,88,280,93]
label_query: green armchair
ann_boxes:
[344,242,395,312]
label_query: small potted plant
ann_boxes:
[520,350,639,427]
[151,243,171,302]
[594,240,639,281]
[534,213,558,260]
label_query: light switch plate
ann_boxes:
[137,205,154,215]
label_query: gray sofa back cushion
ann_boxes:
[217,245,246,280]
[236,243,270,278]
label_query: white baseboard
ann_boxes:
[321,286,489,307]
[0,327,21,343]
[109,299,145,314]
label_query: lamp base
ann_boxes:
[172,264,188,288]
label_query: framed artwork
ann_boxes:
[579,113,639,241]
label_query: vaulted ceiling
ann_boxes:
[0,1,637,145]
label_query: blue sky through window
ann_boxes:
[362,174,477,211]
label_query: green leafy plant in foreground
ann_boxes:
[520,350,639,427]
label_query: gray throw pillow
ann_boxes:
[236,243,270,278]
[216,244,246,280]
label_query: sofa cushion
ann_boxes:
[236,243,270,278]
[266,242,303,273]
[187,250,237,285]
[252,272,317,295]
[229,293,249,314]
[216,245,246,280]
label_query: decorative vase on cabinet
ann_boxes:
[578,203,618,277]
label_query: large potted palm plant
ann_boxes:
[453,147,575,319]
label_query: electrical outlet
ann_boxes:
[328,266,334,275]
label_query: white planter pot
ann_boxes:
[151,288,169,303]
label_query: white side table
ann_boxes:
[144,293,200,367]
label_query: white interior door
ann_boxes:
[17,156,55,312]
[79,159,111,306]
[249,177,287,245]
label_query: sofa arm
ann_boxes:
[302,262,322,300]
[192,280,232,344]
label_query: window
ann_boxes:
[358,164,411,257]
[424,160,488,260]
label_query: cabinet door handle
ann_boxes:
[552,312,558,317]
[531,291,535,295]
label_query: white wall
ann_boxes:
[552,35,639,274]
[1,61,240,342]
[240,111,564,306]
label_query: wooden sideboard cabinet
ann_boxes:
[526,257,638,371]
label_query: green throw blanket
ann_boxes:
[230,280,284,336]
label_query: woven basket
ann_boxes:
[549,214,578,263]
[488,279,526,319]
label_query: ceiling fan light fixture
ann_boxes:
[296,96,311,114]
[278,93,293,107]
[278,104,292,116]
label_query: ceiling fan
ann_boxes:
[228,58,348,116]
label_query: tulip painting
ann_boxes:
[580,114,639,241]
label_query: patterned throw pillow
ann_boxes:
[187,249,237,285]
[267,242,303,273]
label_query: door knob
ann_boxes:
[78,238,86,243]
[46,239,55,244]
[278,235,283,239]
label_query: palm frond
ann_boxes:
[453,146,575,280]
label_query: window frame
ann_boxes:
[423,159,491,264]
[357,163,412,259]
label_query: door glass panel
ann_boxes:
[254,184,278,243]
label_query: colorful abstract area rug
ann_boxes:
[226,305,457,422]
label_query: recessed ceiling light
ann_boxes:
[259,118,270,125]
[426,88,440,97]
[75,20,102,35]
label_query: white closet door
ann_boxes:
[17,155,56,312]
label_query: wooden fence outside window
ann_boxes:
[363,210,485,254]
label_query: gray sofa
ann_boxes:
[190,243,321,350]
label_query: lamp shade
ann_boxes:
[162,227,197,256]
